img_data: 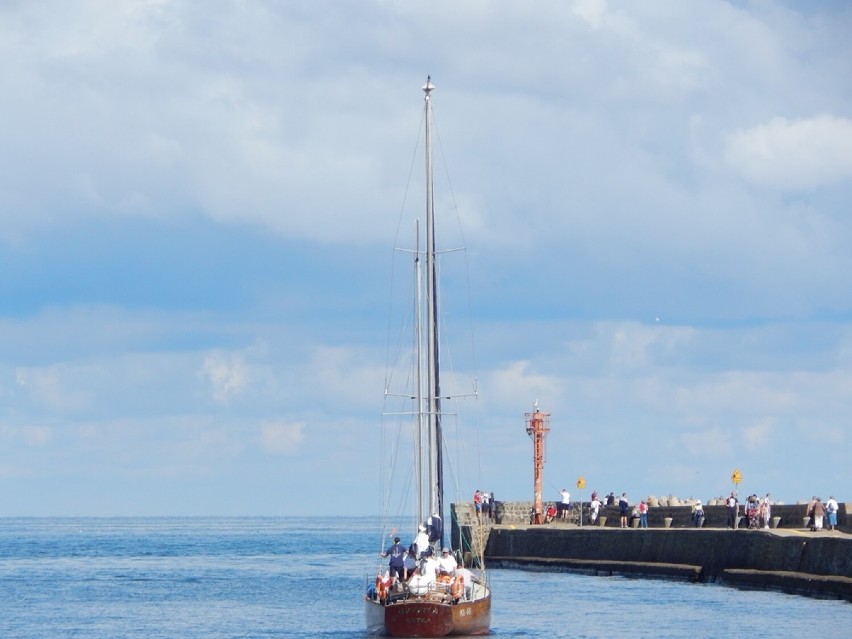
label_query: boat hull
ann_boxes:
[365,592,491,637]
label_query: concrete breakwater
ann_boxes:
[450,502,851,601]
[477,526,852,602]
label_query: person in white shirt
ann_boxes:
[760,493,771,529]
[437,547,458,575]
[403,546,418,581]
[589,496,601,524]
[453,566,476,600]
[408,556,436,596]
[419,549,438,585]
[560,488,571,520]
[413,525,429,558]
[825,496,839,531]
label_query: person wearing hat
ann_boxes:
[381,536,406,581]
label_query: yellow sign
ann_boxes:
[577,476,586,489]
[731,469,742,484]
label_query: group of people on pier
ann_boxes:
[806,495,840,531]
[473,489,495,523]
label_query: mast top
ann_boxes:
[422,76,435,97]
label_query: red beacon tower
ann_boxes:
[525,403,551,524]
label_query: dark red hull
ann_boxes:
[365,592,491,637]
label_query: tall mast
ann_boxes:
[414,220,424,524]
[422,76,444,536]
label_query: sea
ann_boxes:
[0,516,846,638]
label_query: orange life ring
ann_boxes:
[375,575,389,601]
[451,575,464,601]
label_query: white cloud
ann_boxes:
[258,420,304,455]
[15,366,92,412]
[201,353,249,404]
[724,115,852,189]
[742,417,774,450]
[682,426,733,458]
[1,1,851,514]
[573,0,607,30]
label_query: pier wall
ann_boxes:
[449,502,852,601]
[480,527,852,601]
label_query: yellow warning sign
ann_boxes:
[577,476,586,489]
[731,469,742,484]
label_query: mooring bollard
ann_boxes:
[663,517,673,529]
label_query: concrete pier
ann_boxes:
[451,502,852,602]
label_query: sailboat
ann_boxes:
[364,77,492,637]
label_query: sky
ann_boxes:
[1,0,851,517]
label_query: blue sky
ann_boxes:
[1,0,851,516]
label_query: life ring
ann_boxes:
[451,575,464,601]
[375,575,389,602]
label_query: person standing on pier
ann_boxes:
[692,501,705,527]
[590,493,601,524]
[825,496,839,531]
[811,498,826,531]
[618,493,630,528]
[560,488,571,520]
[726,492,739,529]
[760,493,772,529]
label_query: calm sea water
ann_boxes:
[0,517,846,638]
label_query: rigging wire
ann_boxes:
[432,106,486,491]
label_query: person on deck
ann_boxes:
[453,566,478,601]
[403,546,418,581]
[414,524,429,558]
[419,550,438,585]
[437,547,458,578]
[381,536,406,582]
[427,512,443,546]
